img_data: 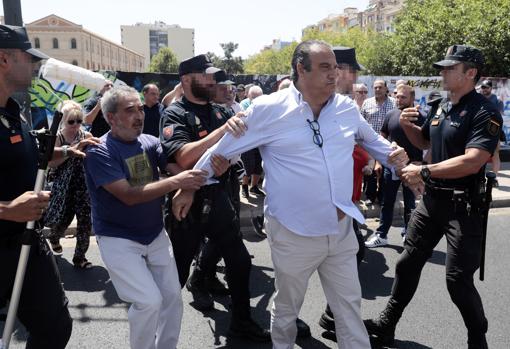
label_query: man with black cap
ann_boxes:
[479,79,504,114]
[479,79,505,177]
[159,54,270,342]
[333,46,364,97]
[364,45,502,349]
[0,24,74,348]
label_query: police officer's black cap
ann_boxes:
[214,70,235,85]
[432,45,484,69]
[178,54,221,77]
[427,90,443,106]
[0,24,49,61]
[480,79,492,88]
[332,46,365,71]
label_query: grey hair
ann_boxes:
[291,40,331,83]
[248,85,263,99]
[101,85,139,116]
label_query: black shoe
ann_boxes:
[321,331,337,342]
[296,318,311,338]
[251,215,266,238]
[249,186,266,197]
[186,276,214,311]
[228,318,271,342]
[204,274,229,296]
[364,298,402,346]
[318,311,335,332]
[242,184,249,198]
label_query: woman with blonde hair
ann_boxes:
[45,100,93,268]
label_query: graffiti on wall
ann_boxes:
[28,72,510,144]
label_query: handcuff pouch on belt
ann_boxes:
[425,184,483,214]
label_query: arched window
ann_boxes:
[52,38,59,49]
[72,60,78,66]
[34,38,40,48]
[71,38,77,49]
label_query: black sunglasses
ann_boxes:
[306,119,323,148]
[67,119,83,125]
[480,85,490,89]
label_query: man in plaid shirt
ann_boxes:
[360,80,396,204]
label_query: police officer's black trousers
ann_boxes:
[390,194,488,345]
[167,188,252,321]
[0,236,72,348]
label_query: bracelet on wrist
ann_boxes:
[62,145,69,159]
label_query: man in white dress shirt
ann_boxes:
[172,40,409,349]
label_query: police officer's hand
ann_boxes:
[211,154,230,177]
[400,105,421,127]
[172,189,195,221]
[224,113,247,138]
[388,142,409,171]
[400,163,423,186]
[1,191,50,222]
[171,169,207,190]
[69,137,101,158]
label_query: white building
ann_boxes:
[121,21,194,71]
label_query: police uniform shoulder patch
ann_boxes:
[487,119,501,137]
[162,125,174,139]
[215,111,223,120]
[195,116,201,126]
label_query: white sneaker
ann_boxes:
[365,235,388,248]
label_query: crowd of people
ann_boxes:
[0,22,504,349]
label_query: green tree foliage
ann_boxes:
[384,0,510,76]
[215,42,244,74]
[148,47,179,73]
[243,0,510,77]
[244,42,297,75]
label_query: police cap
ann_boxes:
[179,54,221,77]
[480,79,492,88]
[214,70,235,85]
[332,46,365,71]
[0,24,49,61]
[433,45,484,69]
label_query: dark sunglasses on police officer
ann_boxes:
[67,118,83,125]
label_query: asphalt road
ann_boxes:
[3,208,510,349]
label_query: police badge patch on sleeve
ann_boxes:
[162,125,174,139]
[487,119,501,137]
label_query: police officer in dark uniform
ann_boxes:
[364,45,502,349]
[159,55,270,342]
[0,24,73,348]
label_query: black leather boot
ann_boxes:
[363,298,403,346]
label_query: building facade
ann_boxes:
[121,21,194,71]
[303,1,404,35]
[25,14,144,72]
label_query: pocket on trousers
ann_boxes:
[148,232,173,267]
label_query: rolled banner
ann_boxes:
[40,58,108,92]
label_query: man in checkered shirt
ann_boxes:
[360,80,396,204]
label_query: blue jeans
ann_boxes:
[376,168,416,238]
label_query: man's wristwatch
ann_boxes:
[420,165,431,182]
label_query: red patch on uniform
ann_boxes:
[199,130,208,138]
[10,134,22,144]
[162,125,174,139]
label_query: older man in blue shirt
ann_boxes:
[173,40,411,349]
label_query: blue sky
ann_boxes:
[2,0,370,58]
